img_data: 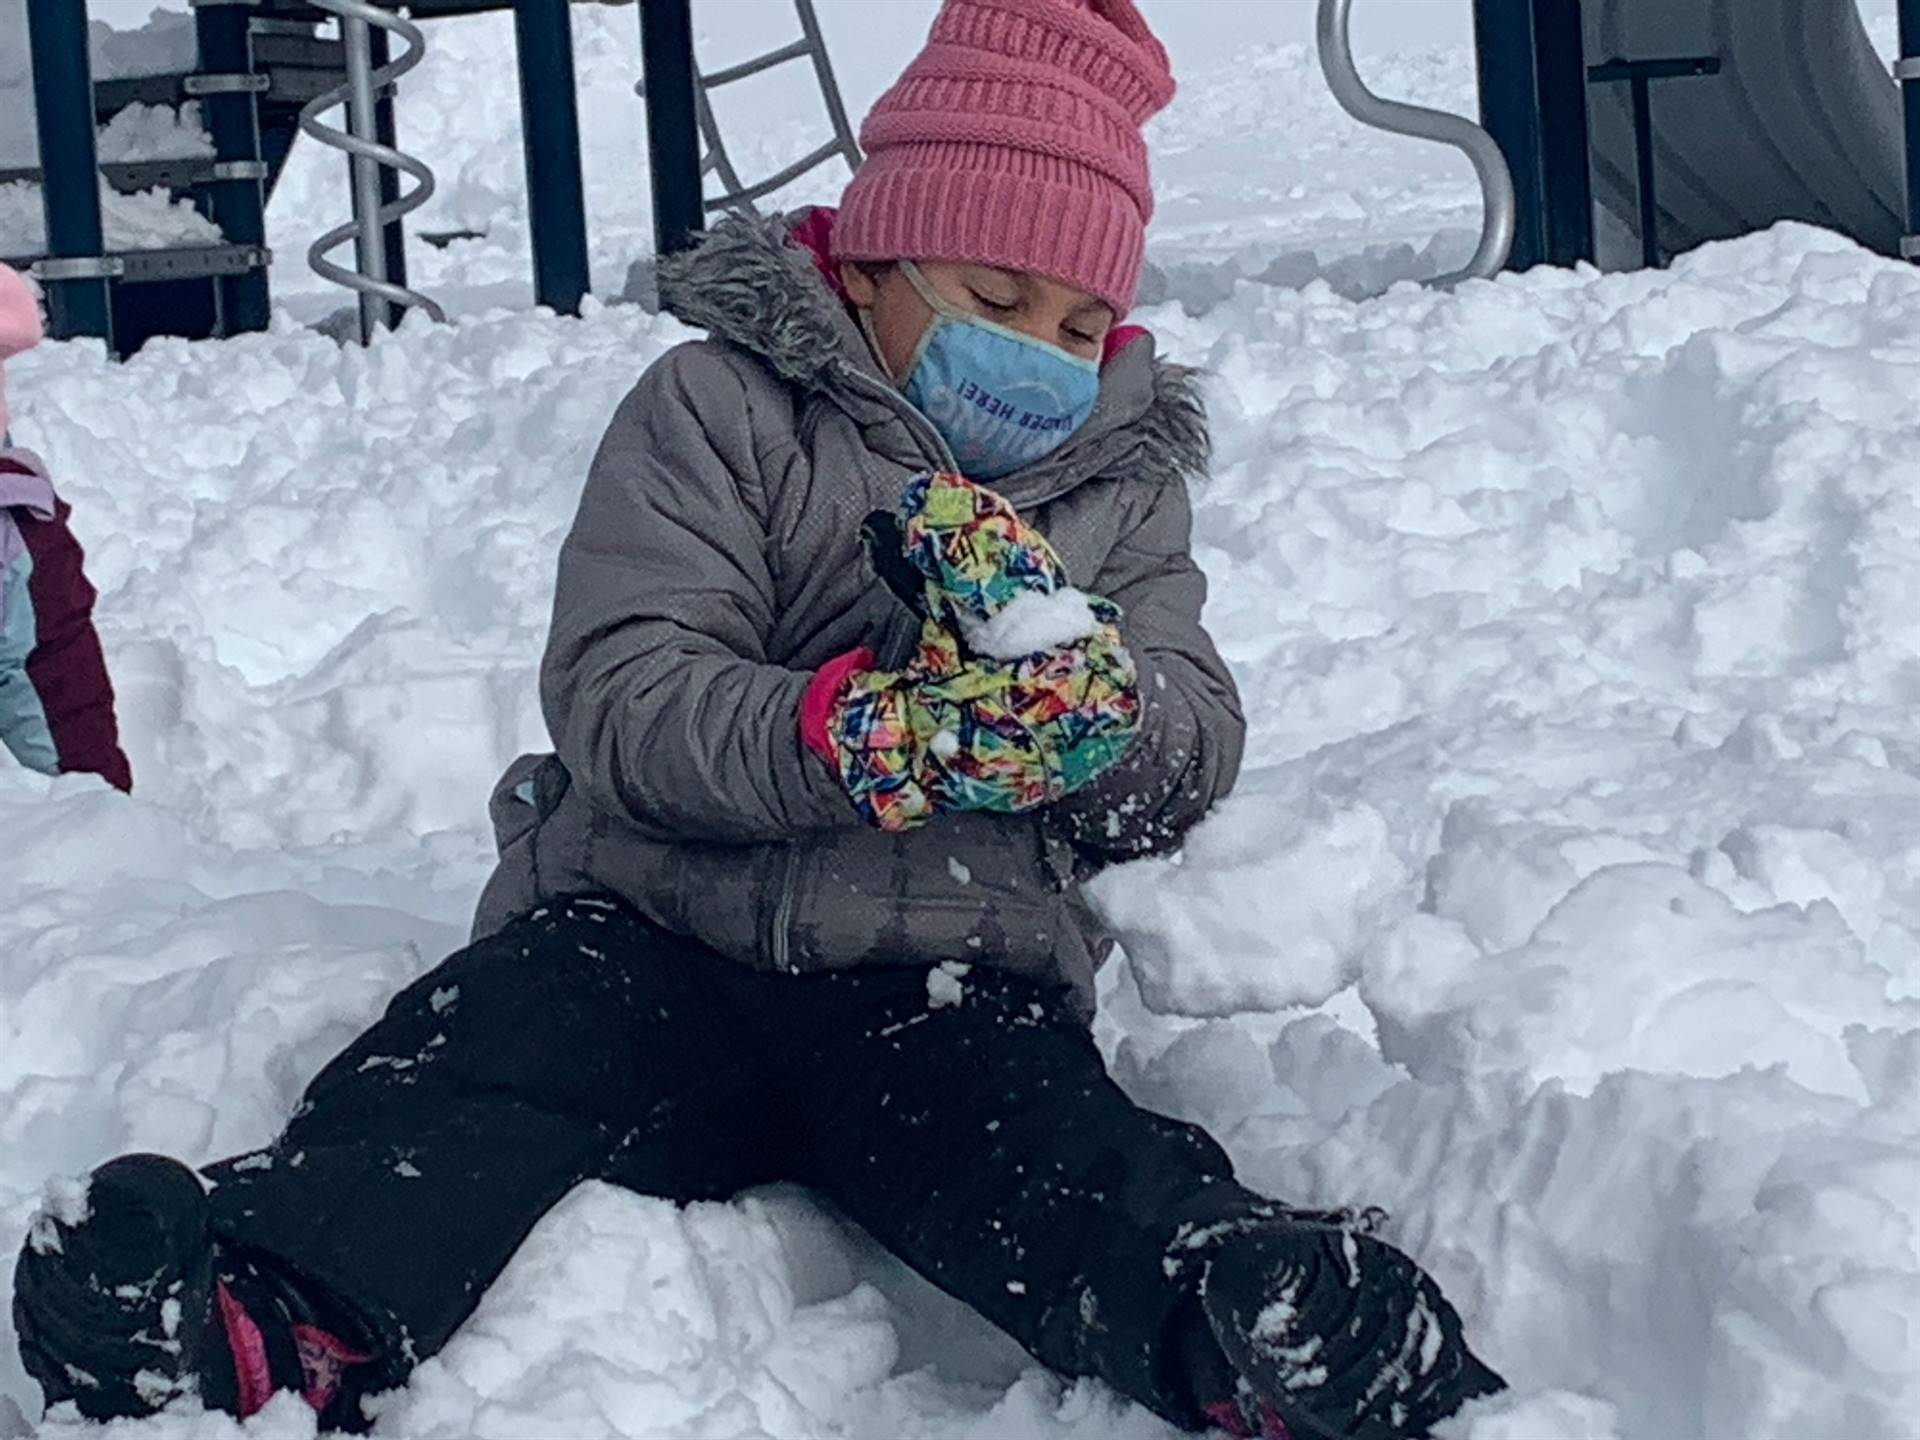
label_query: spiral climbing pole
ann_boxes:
[297,1,445,342]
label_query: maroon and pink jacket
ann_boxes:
[0,263,131,793]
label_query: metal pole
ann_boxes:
[342,13,391,340]
[1472,0,1547,269]
[194,2,271,336]
[369,24,410,294]
[25,0,113,345]
[1532,0,1594,266]
[514,0,591,313]
[1588,57,1718,270]
[1629,74,1659,267]
[639,0,705,259]
[1900,0,1920,259]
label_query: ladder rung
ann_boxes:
[701,39,811,90]
[709,139,840,210]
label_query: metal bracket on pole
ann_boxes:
[184,73,273,95]
[195,0,272,336]
[1318,0,1516,283]
[30,256,128,283]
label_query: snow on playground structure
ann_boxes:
[2,7,1920,1440]
[7,0,1920,345]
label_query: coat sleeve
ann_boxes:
[1050,478,1244,859]
[541,343,858,845]
[15,498,133,792]
[0,513,58,775]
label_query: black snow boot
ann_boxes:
[1190,1217,1505,1439]
[12,1153,373,1429]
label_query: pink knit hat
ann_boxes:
[0,262,45,441]
[833,0,1175,317]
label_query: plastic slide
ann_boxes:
[1583,0,1905,258]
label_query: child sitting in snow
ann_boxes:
[0,262,131,793]
[13,2,1497,1435]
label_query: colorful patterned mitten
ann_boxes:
[811,473,1142,832]
[895,471,1077,655]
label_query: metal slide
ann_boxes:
[1583,0,1904,259]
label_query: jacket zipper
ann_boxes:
[769,843,801,971]
[836,361,960,473]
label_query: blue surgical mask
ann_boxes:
[872,262,1101,482]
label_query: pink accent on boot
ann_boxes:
[215,1282,274,1418]
[215,1281,371,1420]
[293,1322,371,1414]
[1200,1399,1293,1440]
[1256,1400,1295,1439]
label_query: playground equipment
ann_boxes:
[296,1,444,341]
[1456,0,1920,270]
[669,0,862,222]
[7,0,859,355]
[1317,0,1517,282]
[10,2,289,354]
[11,0,1920,356]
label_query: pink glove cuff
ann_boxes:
[800,647,876,764]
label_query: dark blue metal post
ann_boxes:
[25,0,113,344]
[1900,0,1920,260]
[369,24,411,297]
[194,1,271,335]
[514,0,591,313]
[1472,0,1594,270]
[1533,0,1594,266]
[639,0,704,259]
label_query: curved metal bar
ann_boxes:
[1316,0,1517,283]
[298,1,446,335]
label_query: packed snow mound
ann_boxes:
[6,220,1919,1440]
[1094,223,1920,1440]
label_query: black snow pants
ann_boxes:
[202,896,1265,1427]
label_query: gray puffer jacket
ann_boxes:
[473,211,1244,1011]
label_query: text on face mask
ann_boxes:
[954,379,1079,433]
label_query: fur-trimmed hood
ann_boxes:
[657,210,1210,495]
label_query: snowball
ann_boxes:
[959,587,1101,659]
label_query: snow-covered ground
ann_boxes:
[5,3,1920,1440]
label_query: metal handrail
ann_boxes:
[1316,0,1516,283]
